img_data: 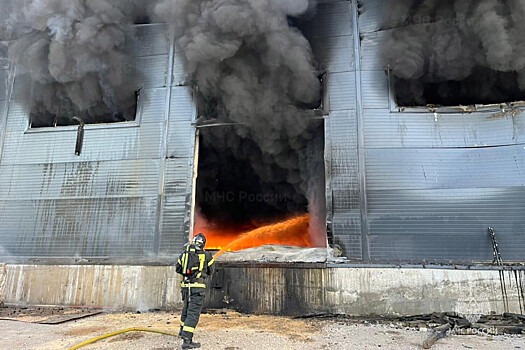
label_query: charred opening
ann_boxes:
[29,89,140,128]
[194,117,327,257]
[380,1,525,110]
[394,68,525,107]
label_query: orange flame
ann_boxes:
[194,213,324,258]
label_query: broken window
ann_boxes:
[392,67,525,109]
[29,89,141,129]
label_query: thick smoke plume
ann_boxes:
[0,0,153,125]
[154,0,323,228]
[1,1,324,238]
[366,0,525,106]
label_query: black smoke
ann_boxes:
[155,0,324,231]
[0,0,153,126]
[365,0,525,106]
[1,1,325,238]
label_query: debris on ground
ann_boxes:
[0,307,523,350]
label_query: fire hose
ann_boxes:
[68,237,244,349]
[68,327,178,350]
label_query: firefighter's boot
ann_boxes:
[181,337,201,349]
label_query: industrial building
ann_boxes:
[0,0,524,316]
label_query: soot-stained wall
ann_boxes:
[0,1,524,264]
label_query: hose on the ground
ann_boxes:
[68,327,178,350]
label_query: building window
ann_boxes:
[28,89,142,129]
[389,68,525,113]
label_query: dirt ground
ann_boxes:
[0,308,523,350]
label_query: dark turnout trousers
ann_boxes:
[180,287,206,340]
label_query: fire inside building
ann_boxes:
[0,0,524,316]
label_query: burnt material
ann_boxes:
[205,264,325,316]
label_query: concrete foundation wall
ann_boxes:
[1,264,182,311]
[1,264,523,316]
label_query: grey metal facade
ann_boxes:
[314,0,525,263]
[0,2,523,264]
[0,24,194,262]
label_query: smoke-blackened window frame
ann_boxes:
[386,68,525,115]
[26,87,144,131]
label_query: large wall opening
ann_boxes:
[194,119,327,262]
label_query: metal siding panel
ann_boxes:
[361,71,389,109]
[170,87,194,122]
[329,72,356,111]
[0,160,160,200]
[133,55,169,89]
[303,1,353,38]
[363,109,525,148]
[332,174,359,211]
[168,87,195,158]
[358,0,384,33]
[159,194,189,254]
[332,213,362,259]
[173,52,188,86]
[2,122,163,164]
[164,158,193,196]
[328,111,361,258]
[366,146,525,191]
[5,78,31,131]
[0,68,6,100]
[328,110,357,149]
[322,2,360,260]
[310,35,354,73]
[0,25,178,261]
[0,197,158,257]
[126,24,169,57]
[140,87,167,124]
[167,121,194,159]
[360,31,388,71]
[0,100,5,121]
[367,188,525,262]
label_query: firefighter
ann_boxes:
[176,232,215,349]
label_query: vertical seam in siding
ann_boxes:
[352,0,370,261]
[0,61,15,167]
[153,30,175,254]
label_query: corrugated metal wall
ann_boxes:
[309,0,525,263]
[307,1,363,260]
[0,3,523,264]
[358,0,525,262]
[0,59,10,148]
[0,24,195,261]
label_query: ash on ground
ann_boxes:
[215,245,348,263]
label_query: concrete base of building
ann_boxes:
[0,263,523,316]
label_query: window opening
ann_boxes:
[29,89,141,129]
[388,68,525,113]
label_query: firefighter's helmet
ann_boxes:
[193,233,206,249]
